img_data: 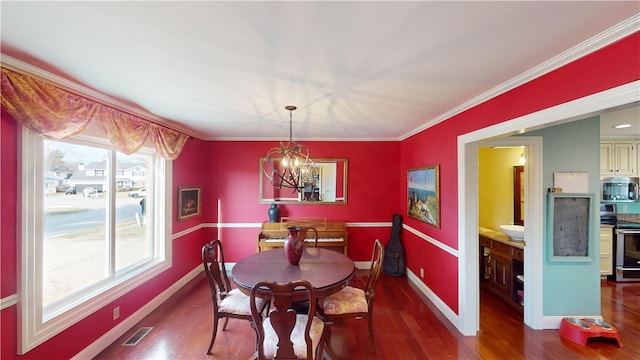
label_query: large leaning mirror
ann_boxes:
[260,158,348,204]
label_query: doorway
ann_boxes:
[476,141,536,326]
[456,81,638,335]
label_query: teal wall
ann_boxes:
[527,116,601,316]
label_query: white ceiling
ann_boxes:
[600,104,640,138]
[1,1,638,141]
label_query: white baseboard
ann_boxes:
[72,265,203,360]
[406,270,606,332]
[405,269,461,332]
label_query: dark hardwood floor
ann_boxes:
[95,271,640,359]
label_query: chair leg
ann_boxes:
[367,315,378,355]
[315,332,326,360]
[207,316,219,354]
[250,321,259,351]
[222,317,230,331]
[321,322,340,360]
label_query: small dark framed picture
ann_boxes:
[178,186,201,221]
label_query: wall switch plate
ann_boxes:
[420,268,424,278]
[113,306,120,320]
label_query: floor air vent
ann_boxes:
[122,327,153,346]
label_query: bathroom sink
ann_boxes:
[499,225,524,241]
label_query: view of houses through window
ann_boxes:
[43,140,154,307]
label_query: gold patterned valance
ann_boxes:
[1,67,188,160]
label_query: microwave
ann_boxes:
[601,177,639,202]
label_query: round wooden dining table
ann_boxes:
[232,247,356,301]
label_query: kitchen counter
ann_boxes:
[479,227,525,249]
[618,214,640,223]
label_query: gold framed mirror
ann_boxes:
[260,158,348,204]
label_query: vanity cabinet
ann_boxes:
[490,252,511,296]
[479,235,524,313]
[600,142,636,176]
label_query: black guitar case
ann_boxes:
[383,214,406,277]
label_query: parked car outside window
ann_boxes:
[128,188,146,198]
[82,187,97,197]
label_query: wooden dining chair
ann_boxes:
[202,240,268,355]
[318,239,385,355]
[249,280,327,360]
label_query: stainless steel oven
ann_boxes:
[615,228,640,282]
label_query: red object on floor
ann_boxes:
[558,317,623,347]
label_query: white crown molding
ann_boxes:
[203,136,402,142]
[2,14,637,143]
[400,13,640,141]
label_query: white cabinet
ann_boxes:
[600,142,636,176]
[637,142,640,177]
[599,226,613,276]
[600,143,613,175]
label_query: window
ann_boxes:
[20,129,172,354]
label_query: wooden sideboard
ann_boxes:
[257,217,348,255]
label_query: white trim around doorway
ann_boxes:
[457,80,639,336]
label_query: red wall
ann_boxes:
[400,33,640,313]
[1,108,19,360]
[204,140,402,261]
[1,108,18,299]
[1,31,638,359]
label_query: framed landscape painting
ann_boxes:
[407,165,440,228]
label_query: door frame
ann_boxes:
[457,81,638,335]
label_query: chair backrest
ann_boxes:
[250,280,317,360]
[202,240,233,309]
[364,239,385,303]
[301,227,319,248]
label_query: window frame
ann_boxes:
[19,129,173,354]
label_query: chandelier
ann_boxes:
[262,105,315,193]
